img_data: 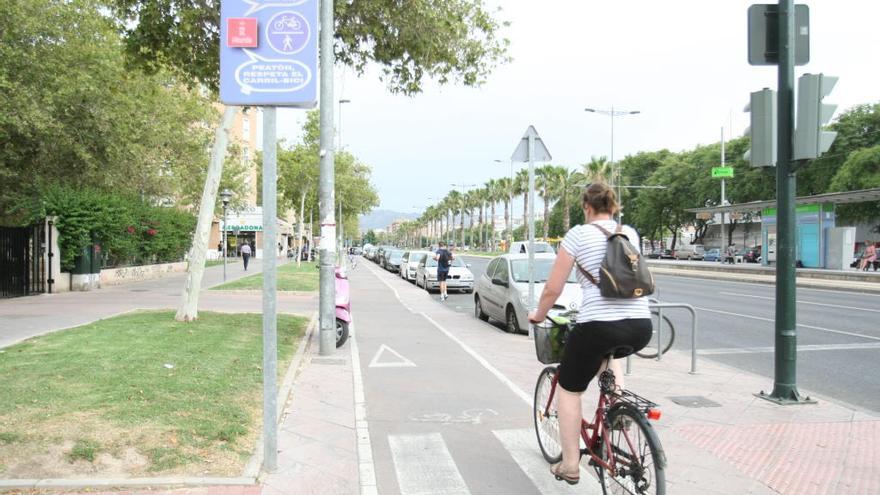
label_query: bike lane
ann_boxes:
[351,262,595,495]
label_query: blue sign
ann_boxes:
[220,0,318,107]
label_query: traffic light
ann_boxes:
[743,88,777,167]
[794,73,838,160]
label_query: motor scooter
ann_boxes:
[335,267,351,347]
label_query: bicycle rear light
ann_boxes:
[646,408,662,421]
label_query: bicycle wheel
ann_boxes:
[533,366,562,464]
[598,404,666,495]
[635,313,674,359]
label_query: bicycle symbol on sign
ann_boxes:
[274,15,303,32]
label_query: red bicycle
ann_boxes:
[533,317,667,494]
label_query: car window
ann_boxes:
[494,259,509,281]
[510,259,576,283]
[485,259,499,279]
[418,254,426,266]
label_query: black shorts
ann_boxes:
[558,318,652,393]
[437,269,449,282]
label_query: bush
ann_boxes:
[27,185,196,271]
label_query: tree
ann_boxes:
[829,145,880,230]
[516,169,530,235]
[583,156,612,183]
[537,165,561,239]
[109,0,510,95]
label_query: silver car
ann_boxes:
[473,254,582,334]
[400,250,431,282]
[415,254,474,293]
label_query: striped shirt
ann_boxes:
[561,221,651,323]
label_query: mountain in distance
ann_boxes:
[359,209,419,232]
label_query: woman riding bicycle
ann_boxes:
[528,181,653,484]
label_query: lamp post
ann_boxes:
[584,106,641,221]
[220,189,233,282]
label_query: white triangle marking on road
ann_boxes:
[368,344,417,368]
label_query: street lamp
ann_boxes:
[220,189,233,282]
[585,106,641,221]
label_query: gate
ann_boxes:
[0,223,46,298]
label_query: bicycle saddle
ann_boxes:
[606,345,635,359]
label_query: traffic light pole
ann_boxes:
[759,0,813,405]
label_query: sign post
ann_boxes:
[220,0,320,473]
[511,126,551,338]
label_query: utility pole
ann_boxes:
[260,108,279,471]
[720,128,727,255]
[318,0,337,355]
[585,107,640,221]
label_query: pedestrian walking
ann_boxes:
[240,242,252,271]
[726,244,736,264]
[433,241,454,301]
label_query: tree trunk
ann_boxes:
[503,200,510,243]
[175,105,237,322]
[459,209,465,248]
[563,194,570,232]
[490,202,496,250]
[297,191,307,267]
[543,185,550,239]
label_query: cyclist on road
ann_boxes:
[433,241,454,301]
[528,182,652,485]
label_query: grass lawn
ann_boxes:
[466,250,504,257]
[212,261,319,292]
[0,310,307,478]
[205,258,237,267]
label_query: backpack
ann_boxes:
[575,224,655,299]
[437,249,450,267]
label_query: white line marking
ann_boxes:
[408,408,499,425]
[388,433,470,495]
[695,306,880,342]
[349,324,378,495]
[421,312,532,405]
[493,429,598,495]
[368,344,417,368]
[718,291,880,314]
[700,342,880,355]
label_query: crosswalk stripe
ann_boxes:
[493,429,602,495]
[389,433,470,495]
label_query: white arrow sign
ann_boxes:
[368,344,417,368]
[511,125,552,162]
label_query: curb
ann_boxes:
[246,310,319,479]
[0,477,256,491]
[649,266,880,293]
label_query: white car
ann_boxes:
[415,254,474,293]
[400,250,431,282]
[508,240,556,255]
[473,254,581,334]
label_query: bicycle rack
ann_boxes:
[625,298,699,375]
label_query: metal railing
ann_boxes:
[625,298,699,375]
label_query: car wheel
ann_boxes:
[474,296,489,322]
[506,306,520,334]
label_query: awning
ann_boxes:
[685,188,880,215]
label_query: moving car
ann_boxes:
[473,254,582,334]
[399,250,431,282]
[702,248,721,262]
[508,241,555,255]
[674,245,705,261]
[415,254,474,293]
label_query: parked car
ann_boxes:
[658,249,674,260]
[744,246,761,263]
[400,250,431,282]
[674,245,705,260]
[647,249,664,259]
[384,249,404,272]
[415,255,474,294]
[508,240,556,255]
[703,248,722,262]
[473,254,582,334]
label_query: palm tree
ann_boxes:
[536,165,561,239]
[516,168,530,238]
[485,179,498,250]
[556,167,580,232]
[496,177,513,244]
[445,190,462,246]
[583,156,612,183]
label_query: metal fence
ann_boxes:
[0,223,46,298]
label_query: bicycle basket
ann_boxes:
[533,317,570,364]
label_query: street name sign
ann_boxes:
[712,166,734,178]
[220,0,318,107]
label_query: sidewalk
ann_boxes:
[9,260,880,494]
[0,258,317,349]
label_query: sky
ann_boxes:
[271,0,880,215]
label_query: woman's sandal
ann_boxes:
[550,462,580,485]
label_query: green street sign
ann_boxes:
[712,166,734,178]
